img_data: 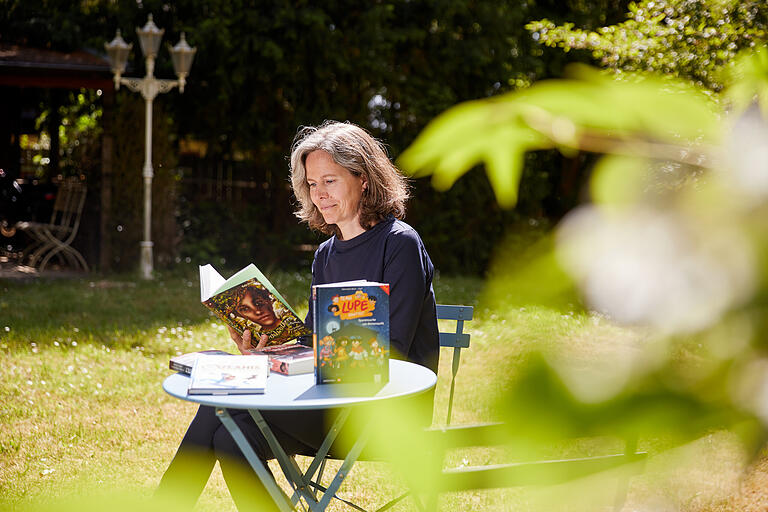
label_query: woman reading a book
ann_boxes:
[157,121,440,511]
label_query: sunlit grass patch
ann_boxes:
[0,271,764,511]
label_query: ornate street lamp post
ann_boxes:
[104,15,196,279]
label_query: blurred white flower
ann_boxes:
[731,358,768,426]
[724,104,768,200]
[557,206,755,333]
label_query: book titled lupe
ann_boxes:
[312,280,390,385]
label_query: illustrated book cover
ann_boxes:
[200,263,311,348]
[312,280,390,385]
[253,343,314,375]
[187,354,269,395]
[170,349,232,374]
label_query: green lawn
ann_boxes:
[0,269,763,511]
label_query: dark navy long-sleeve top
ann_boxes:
[303,215,439,372]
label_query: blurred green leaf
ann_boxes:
[483,233,580,311]
[400,67,718,208]
[589,154,650,206]
[495,354,762,448]
[724,46,768,116]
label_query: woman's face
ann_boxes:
[235,292,279,329]
[305,150,366,240]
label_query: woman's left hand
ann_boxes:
[227,326,269,354]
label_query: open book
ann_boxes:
[200,263,311,348]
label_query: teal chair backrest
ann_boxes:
[436,304,473,425]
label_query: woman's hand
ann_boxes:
[227,326,269,354]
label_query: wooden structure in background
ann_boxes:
[0,44,114,270]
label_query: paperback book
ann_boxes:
[170,346,313,376]
[312,280,390,385]
[188,354,269,395]
[254,343,314,375]
[170,349,231,374]
[200,263,311,348]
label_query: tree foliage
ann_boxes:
[392,44,768,504]
[0,0,634,273]
[527,0,768,91]
[399,65,719,207]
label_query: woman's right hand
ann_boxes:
[227,326,269,354]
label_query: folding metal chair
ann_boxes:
[305,304,475,511]
[299,304,646,511]
[16,177,89,272]
[401,305,646,512]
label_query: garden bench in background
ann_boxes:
[15,176,88,272]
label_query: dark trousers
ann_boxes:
[156,405,334,511]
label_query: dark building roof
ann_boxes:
[0,44,114,89]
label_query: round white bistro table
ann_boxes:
[163,359,437,511]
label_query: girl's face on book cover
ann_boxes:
[305,150,366,239]
[236,291,279,328]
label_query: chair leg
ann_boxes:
[39,245,65,271]
[21,239,44,264]
[409,491,437,512]
[71,248,89,271]
[40,244,88,272]
[613,436,638,511]
[374,491,410,512]
[27,239,53,267]
[316,457,327,488]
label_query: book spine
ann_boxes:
[312,285,320,385]
[169,361,192,374]
[269,358,288,375]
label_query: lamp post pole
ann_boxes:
[123,61,179,280]
[105,15,195,279]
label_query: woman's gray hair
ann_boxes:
[290,121,409,236]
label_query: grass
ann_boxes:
[0,267,765,511]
